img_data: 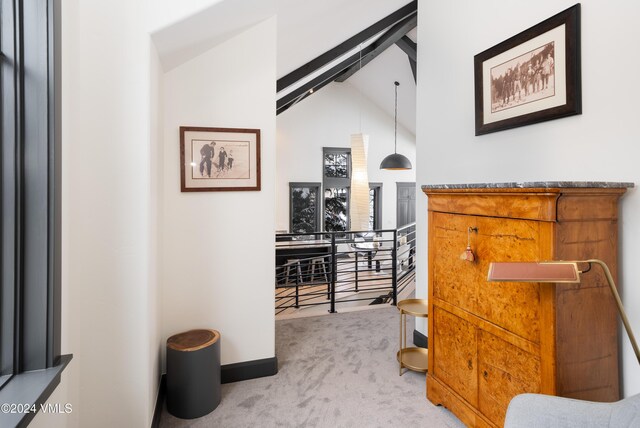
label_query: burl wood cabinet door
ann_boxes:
[432,213,549,345]
[474,216,550,344]
[433,307,478,407]
[477,330,541,426]
[431,213,478,315]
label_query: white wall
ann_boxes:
[149,37,164,419]
[161,18,277,365]
[32,0,161,426]
[416,0,640,396]
[276,83,416,231]
[150,0,223,32]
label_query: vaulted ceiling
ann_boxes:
[152,0,417,134]
[275,0,417,134]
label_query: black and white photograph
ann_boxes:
[490,43,555,113]
[191,139,251,180]
[180,127,261,192]
[474,4,581,135]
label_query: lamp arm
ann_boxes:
[587,259,640,366]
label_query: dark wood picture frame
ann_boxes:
[474,4,581,136]
[180,126,261,192]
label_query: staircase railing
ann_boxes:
[275,223,416,314]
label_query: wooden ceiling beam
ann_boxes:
[276,0,417,93]
[408,57,417,83]
[333,13,417,83]
[395,35,416,61]
[277,44,376,115]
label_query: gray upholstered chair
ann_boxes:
[504,393,640,427]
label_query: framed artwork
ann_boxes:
[180,126,261,192]
[474,4,581,135]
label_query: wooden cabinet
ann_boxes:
[423,185,629,427]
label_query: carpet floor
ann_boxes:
[159,307,464,427]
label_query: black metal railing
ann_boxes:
[275,223,416,315]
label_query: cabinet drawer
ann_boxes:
[433,307,478,407]
[431,213,549,343]
[478,330,541,426]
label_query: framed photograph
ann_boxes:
[180,127,261,192]
[474,4,581,135]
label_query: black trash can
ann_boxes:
[166,329,221,419]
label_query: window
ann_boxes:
[0,1,68,424]
[369,183,382,230]
[322,148,351,231]
[324,187,349,232]
[319,148,382,232]
[323,150,350,178]
[289,183,321,233]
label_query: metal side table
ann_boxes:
[397,298,428,375]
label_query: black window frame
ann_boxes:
[0,0,70,425]
[369,182,382,230]
[322,147,351,232]
[289,182,322,233]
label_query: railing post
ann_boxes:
[354,251,359,292]
[295,271,300,308]
[329,233,337,313]
[392,229,398,306]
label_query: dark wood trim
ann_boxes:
[151,374,166,428]
[396,35,417,83]
[276,44,376,115]
[413,330,428,349]
[395,35,416,61]
[154,356,277,424]
[221,356,278,384]
[276,0,417,93]
[408,58,417,83]
[334,13,417,83]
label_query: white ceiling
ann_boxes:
[346,44,417,135]
[151,0,417,135]
[275,0,416,135]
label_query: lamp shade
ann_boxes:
[380,153,412,170]
[350,133,370,231]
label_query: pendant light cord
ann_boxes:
[358,45,363,132]
[394,81,399,154]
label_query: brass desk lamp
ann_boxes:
[487,259,640,365]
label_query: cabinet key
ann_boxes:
[467,359,473,370]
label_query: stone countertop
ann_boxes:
[421,181,635,190]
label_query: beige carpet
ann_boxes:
[160,307,464,427]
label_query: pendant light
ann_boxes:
[380,81,412,170]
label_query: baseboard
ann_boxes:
[221,356,278,384]
[151,374,166,428]
[152,356,277,424]
[413,330,428,349]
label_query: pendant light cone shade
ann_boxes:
[350,133,370,231]
[380,81,412,170]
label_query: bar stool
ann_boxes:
[282,258,303,307]
[309,255,331,299]
[309,256,329,283]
